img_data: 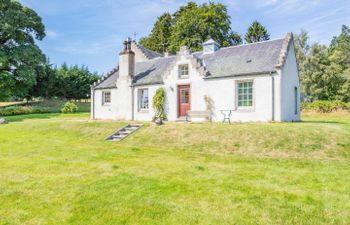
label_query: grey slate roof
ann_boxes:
[132,56,175,86]
[93,68,118,89]
[93,34,291,89]
[133,41,163,60]
[199,38,285,78]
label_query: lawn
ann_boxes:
[0,112,349,225]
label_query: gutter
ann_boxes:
[131,85,135,121]
[131,81,164,87]
[203,71,275,80]
[270,72,275,121]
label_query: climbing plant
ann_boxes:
[153,88,166,122]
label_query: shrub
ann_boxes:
[0,106,50,116]
[301,100,349,113]
[60,102,79,113]
[152,88,166,121]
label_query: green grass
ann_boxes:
[0,112,349,225]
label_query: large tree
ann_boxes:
[140,1,242,54]
[244,20,270,43]
[0,0,46,100]
[294,26,350,101]
[55,63,99,100]
[329,25,350,101]
[139,13,172,54]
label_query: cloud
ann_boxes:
[46,30,58,39]
[255,0,279,8]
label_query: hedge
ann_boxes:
[301,100,349,113]
[0,106,51,117]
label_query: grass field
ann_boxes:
[0,112,349,224]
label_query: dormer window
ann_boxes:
[178,64,189,78]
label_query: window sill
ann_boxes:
[236,107,255,112]
[138,109,149,113]
[178,76,189,79]
[102,103,111,106]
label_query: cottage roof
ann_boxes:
[93,33,293,89]
[132,41,163,60]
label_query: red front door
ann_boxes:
[178,85,191,117]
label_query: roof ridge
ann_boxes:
[190,37,286,55]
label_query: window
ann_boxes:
[138,88,149,110]
[180,89,189,103]
[102,91,111,105]
[237,81,253,108]
[294,86,298,115]
[178,64,189,78]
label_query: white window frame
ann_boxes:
[138,88,149,111]
[178,64,189,79]
[236,80,254,110]
[102,91,111,106]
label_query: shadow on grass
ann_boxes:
[4,113,61,122]
[3,113,90,123]
[300,120,345,124]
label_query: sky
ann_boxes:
[19,0,350,74]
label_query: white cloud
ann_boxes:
[255,0,279,8]
[46,30,58,39]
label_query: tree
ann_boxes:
[28,58,58,99]
[0,0,46,100]
[55,64,99,100]
[329,25,350,101]
[244,20,270,43]
[139,13,172,54]
[140,1,242,54]
[294,26,350,102]
[294,30,311,100]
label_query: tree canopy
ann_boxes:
[244,20,270,43]
[0,0,46,100]
[140,1,242,54]
[29,62,99,100]
[294,25,350,102]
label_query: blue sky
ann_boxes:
[19,0,350,74]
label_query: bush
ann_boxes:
[301,100,349,113]
[60,102,79,113]
[152,88,166,122]
[0,106,50,116]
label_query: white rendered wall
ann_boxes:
[133,84,162,121]
[92,89,119,120]
[204,75,275,122]
[162,55,276,122]
[163,55,207,121]
[280,42,301,121]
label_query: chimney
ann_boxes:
[119,38,135,79]
[203,38,219,54]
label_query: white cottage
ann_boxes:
[91,33,300,122]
